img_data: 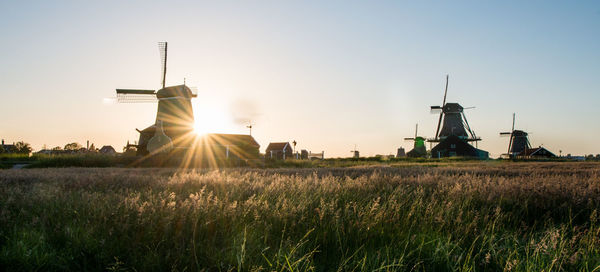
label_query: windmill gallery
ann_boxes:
[115,42,557,161]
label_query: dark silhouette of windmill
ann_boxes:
[404,124,426,157]
[428,75,480,145]
[350,144,359,158]
[500,113,531,158]
[116,42,197,155]
[427,75,488,158]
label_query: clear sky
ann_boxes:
[1,1,599,158]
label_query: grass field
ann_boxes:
[1,162,599,271]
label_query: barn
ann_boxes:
[265,142,293,160]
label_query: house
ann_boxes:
[99,145,117,154]
[265,142,293,160]
[0,139,17,153]
[522,146,556,158]
[430,135,489,159]
[197,133,260,160]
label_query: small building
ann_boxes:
[199,133,260,160]
[396,147,406,158]
[431,135,488,159]
[265,142,293,160]
[522,146,556,158]
[300,149,309,160]
[0,139,17,153]
[99,145,117,154]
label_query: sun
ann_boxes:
[192,100,234,136]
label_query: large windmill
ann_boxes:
[404,124,426,157]
[427,75,488,158]
[116,42,197,155]
[500,113,531,158]
[428,75,480,145]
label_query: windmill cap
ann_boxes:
[512,130,528,136]
[156,85,196,99]
[443,103,463,112]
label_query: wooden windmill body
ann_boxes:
[116,42,197,155]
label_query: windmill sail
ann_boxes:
[159,42,167,89]
[116,89,157,103]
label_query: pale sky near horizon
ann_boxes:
[1,1,599,158]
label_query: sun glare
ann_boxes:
[193,100,234,136]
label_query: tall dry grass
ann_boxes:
[0,162,599,271]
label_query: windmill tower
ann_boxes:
[500,113,531,158]
[428,75,481,145]
[116,42,197,155]
[404,124,426,157]
[427,75,488,158]
[350,145,359,158]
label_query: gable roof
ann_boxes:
[201,134,260,148]
[100,146,116,153]
[266,142,290,151]
[523,146,556,157]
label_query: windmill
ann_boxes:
[116,42,198,155]
[428,75,480,145]
[350,145,359,158]
[427,75,488,158]
[404,124,426,157]
[500,113,531,158]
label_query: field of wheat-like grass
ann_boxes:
[1,162,599,271]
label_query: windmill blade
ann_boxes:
[414,124,418,139]
[508,133,513,155]
[117,95,158,103]
[115,89,157,103]
[434,75,449,140]
[116,89,156,95]
[430,106,442,114]
[500,132,512,137]
[404,137,415,141]
[511,113,515,132]
[158,41,167,89]
[442,75,449,106]
[463,106,476,110]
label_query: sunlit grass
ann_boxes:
[1,163,599,271]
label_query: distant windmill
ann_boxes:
[428,75,481,146]
[500,113,531,158]
[115,42,198,155]
[350,144,359,158]
[404,124,426,157]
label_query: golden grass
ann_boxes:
[0,162,599,271]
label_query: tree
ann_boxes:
[88,143,98,152]
[14,141,32,154]
[64,142,82,151]
[52,146,62,151]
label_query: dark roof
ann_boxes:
[1,144,17,152]
[201,134,260,148]
[523,147,556,157]
[156,85,197,99]
[265,142,290,151]
[99,146,116,153]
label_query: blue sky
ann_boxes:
[1,1,599,157]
